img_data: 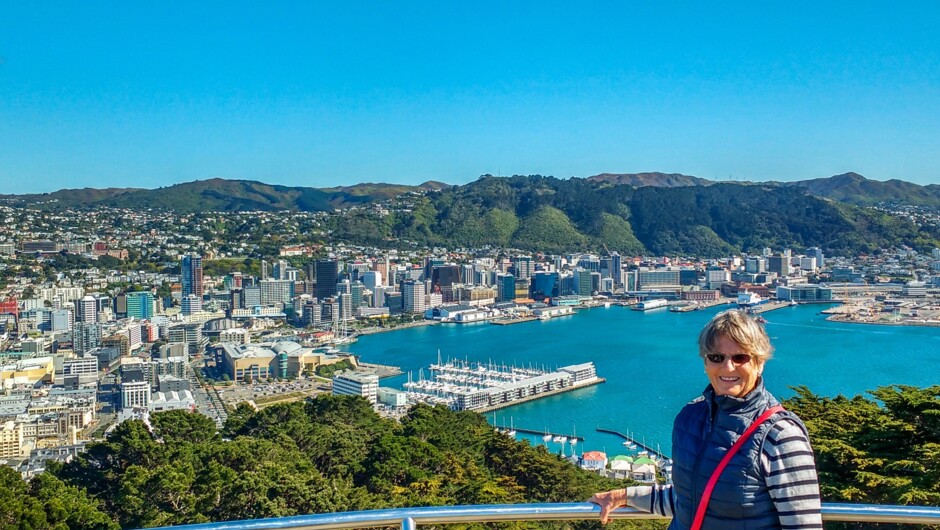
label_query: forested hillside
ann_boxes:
[4,397,626,529]
[355,176,939,256]
[2,387,940,529]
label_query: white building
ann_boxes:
[332,371,379,405]
[121,380,151,410]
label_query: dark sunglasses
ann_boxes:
[705,353,753,365]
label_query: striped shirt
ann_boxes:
[625,418,822,529]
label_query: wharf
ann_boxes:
[490,316,539,326]
[749,301,792,314]
[512,427,584,442]
[596,427,668,460]
[357,362,402,378]
[475,377,606,413]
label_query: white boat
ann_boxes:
[542,431,552,442]
[506,418,516,437]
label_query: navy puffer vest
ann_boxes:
[669,379,788,530]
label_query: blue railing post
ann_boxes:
[401,516,416,530]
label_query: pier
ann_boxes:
[596,427,669,460]
[357,362,402,378]
[490,316,539,326]
[511,426,585,442]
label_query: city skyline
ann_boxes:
[2,2,939,194]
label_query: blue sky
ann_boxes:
[2,2,939,193]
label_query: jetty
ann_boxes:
[512,426,584,442]
[596,427,669,460]
[357,362,402,378]
[490,316,539,326]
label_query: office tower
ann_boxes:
[73,321,101,356]
[315,259,339,299]
[767,254,791,277]
[432,265,460,289]
[259,279,294,304]
[75,295,98,323]
[610,253,622,285]
[274,260,289,280]
[181,294,202,315]
[350,282,364,312]
[573,268,594,296]
[361,271,382,291]
[807,247,825,267]
[261,260,270,280]
[303,261,316,282]
[461,264,475,285]
[338,293,353,321]
[497,273,516,302]
[511,256,534,279]
[125,291,154,319]
[402,280,426,314]
[181,254,204,298]
[424,257,444,281]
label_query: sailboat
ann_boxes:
[507,417,516,437]
[542,427,552,443]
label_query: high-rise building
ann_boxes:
[315,260,339,300]
[181,294,202,315]
[511,256,534,279]
[573,268,594,296]
[402,280,426,314]
[767,254,791,277]
[125,291,154,319]
[73,321,101,356]
[75,295,98,323]
[181,254,204,298]
[496,273,516,302]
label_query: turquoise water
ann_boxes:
[346,305,940,457]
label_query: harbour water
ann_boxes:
[345,304,940,457]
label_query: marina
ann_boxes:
[403,357,603,412]
[349,303,940,456]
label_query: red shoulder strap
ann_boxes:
[690,404,785,530]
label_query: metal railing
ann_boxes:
[147,502,940,529]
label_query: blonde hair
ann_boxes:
[698,309,773,364]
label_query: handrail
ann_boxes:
[144,502,940,529]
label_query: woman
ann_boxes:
[589,309,821,529]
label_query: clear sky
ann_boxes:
[2,2,939,193]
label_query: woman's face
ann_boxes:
[704,334,763,398]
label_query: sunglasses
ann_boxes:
[705,353,753,365]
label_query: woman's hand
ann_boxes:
[588,488,628,524]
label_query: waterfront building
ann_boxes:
[705,268,730,289]
[572,268,594,297]
[402,280,426,314]
[377,387,407,407]
[217,341,340,381]
[531,272,559,300]
[332,371,379,404]
[775,285,834,302]
[636,267,681,291]
[181,254,204,298]
[493,274,513,302]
